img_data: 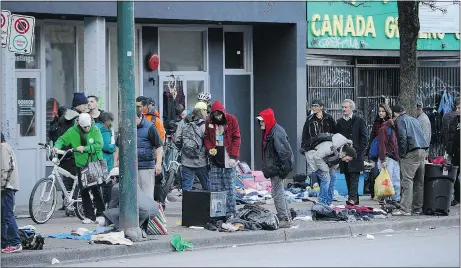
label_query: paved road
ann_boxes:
[62,227,459,267]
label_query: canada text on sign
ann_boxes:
[8,14,35,55]
[1,10,11,48]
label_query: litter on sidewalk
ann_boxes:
[171,235,194,252]
[91,231,133,246]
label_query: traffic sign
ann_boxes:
[1,10,11,48]
[8,14,35,55]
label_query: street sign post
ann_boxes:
[7,14,35,55]
[1,10,11,48]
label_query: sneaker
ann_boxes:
[412,210,423,216]
[1,244,22,253]
[392,209,411,216]
[82,218,95,224]
[279,220,292,229]
[96,216,106,226]
[451,200,460,206]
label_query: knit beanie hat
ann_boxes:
[72,92,88,108]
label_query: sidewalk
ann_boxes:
[3,197,460,267]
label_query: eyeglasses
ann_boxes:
[311,104,320,108]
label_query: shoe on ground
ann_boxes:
[82,218,95,224]
[279,220,292,229]
[392,209,411,216]
[412,210,423,216]
[58,206,66,211]
[96,216,106,226]
[1,244,22,253]
[205,222,218,231]
[451,200,460,206]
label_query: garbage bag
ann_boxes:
[171,235,194,252]
[374,168,395,200]
[235,204,279,230]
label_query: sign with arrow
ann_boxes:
[1,10,11,48]
[8,14,35,55]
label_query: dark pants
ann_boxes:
[101,182,113,206]
[345,172,360,204]
[1,189,21,248]
[368,166,379,198]
[78,169,105,221]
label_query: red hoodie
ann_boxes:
[258,108,277,158]
[204,101,241,159]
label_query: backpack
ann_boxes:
[305,133,333,151]
[181,121,204,159]
[369,127,392,160]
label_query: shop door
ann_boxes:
[158,74,209,119]
[14,71,44,206]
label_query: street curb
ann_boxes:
[2,216,459,267]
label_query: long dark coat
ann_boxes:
[335,115,368,173]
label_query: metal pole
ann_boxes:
[117,0,141,242]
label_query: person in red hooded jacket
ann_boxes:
[257,108,295,228]
[204,101,241,219]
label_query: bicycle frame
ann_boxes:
[163,135,181,174]
[39,144,81,207]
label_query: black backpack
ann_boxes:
[305,133,333,151]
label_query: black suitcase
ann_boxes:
[423,164,458,216]
[182,190,226,227]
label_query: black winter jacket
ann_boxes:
[395,114,429,158]
[262,124,294,179]
[336,115,368,173]
[301,112,336,152]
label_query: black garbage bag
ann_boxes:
[235,204,279,230]
[311,203,348,221]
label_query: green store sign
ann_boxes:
[307,0,460,50]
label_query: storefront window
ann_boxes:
[224,32,244,69]
[159,30,205,72]
[44,24,77,141]
[17,78,37,137]
[78,27,84,92]
[15,27,40,69]
[186,80,204,110]
[108,27,140,129]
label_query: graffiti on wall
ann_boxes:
[315,37,369,49]
[418,75,460,108]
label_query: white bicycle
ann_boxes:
[29,143,85,224]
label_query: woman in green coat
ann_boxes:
[54,113,106,224]
[95,112,116,207]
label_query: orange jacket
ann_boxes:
[143,107,165,142]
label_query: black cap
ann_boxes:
[416,101,423,108]
[391,104,405,114]
[311,99,324,107]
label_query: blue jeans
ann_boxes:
[377,157,401,201]
[315,168,337,205]
[181,166,210,191]
[1,189,21,248]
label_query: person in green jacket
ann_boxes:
[95,112,116,207]
[54,113,106,225]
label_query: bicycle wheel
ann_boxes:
[29,177,57,224]
[74,200,85,221]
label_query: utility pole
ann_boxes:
[117,1,141,242]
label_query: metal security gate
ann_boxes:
[307,64,460,157]
[307,65,355,120]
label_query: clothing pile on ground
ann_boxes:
[291,203,388,223]
[205,204,280,232]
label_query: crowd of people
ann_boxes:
[301,98,460,215]
[1,91,459,254]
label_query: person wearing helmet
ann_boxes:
[197,92,212,115]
